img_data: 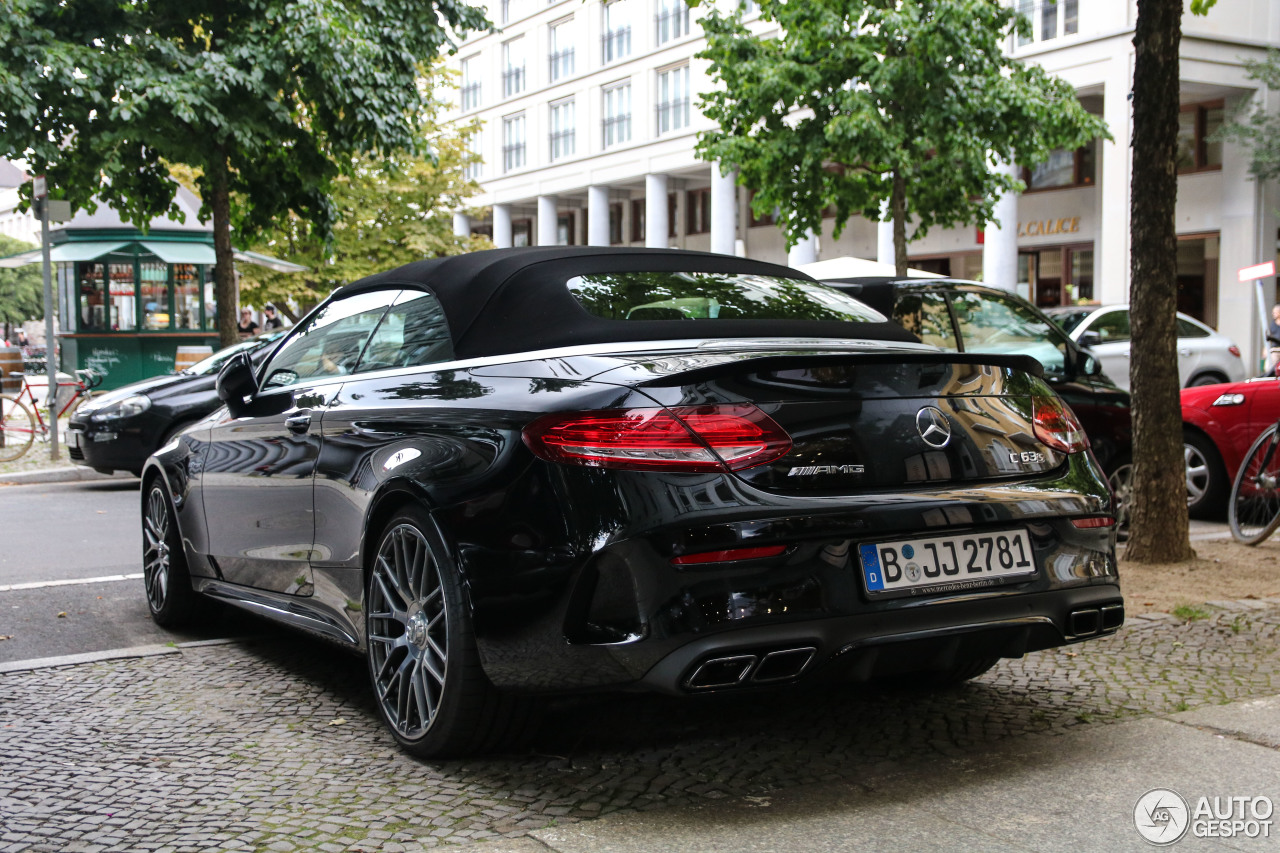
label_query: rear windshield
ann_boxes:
[1046,308,1094,334]
[566,272,886,324]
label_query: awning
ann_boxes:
[233,249,308,273]
[50,241,132,262]
[139,241,217,265]
[0,249,40,269]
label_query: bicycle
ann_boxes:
[0,368,102,462]
[1228,417,1280,544]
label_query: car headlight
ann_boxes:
[90,394,152,422]
[1212,393,1246,407]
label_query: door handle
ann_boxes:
[1179,348,1191,357]
[285,413,312,434]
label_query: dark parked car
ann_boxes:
[68,331,284,475]
[142,248,1122,758]
[823,278,1134,485]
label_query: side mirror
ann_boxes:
[1077,349,1103,376]
[1078,330,1102,349]
[216,352,258,416]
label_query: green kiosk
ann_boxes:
[4,188,301,390]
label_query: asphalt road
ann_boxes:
[0,479,255,662]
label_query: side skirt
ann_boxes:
[195,578,361,647]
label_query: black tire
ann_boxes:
[1187,371,1228,388]
[365,506,535,758]
[1184,430,1228,520]
[142,480,202,627]
[1229,424,1280,545]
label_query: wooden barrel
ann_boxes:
[174,345,213,374]
[0,346,22,393]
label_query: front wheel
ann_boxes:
[1229,424,1280,545]
[142,481,202,626]
[365,507,534,758]
[0,394,35,462]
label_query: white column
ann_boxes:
[876,199,894,265]
[587,186,610,246]
[537,195,558,246]
[1098,51,1133,305]
[787,230,818,267]
[710,162,737,256]
[645,173,669,248]
[452,213,470,239]
[493,204,513,248]
[982,161,1020,292]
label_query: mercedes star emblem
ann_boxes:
[915,406,952,448]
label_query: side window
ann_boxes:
[950,290,1067,377]
[356,290,454,372]
[892,291,956,351]
[1092,311,1131,343]
[1176,317,1210,338]
[260,290,396,388]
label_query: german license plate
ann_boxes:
[65,429,81,450]
[859,529,1035,597]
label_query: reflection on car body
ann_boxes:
[141,248,1122,758]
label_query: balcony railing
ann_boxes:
[502,143,526,172]
[550,129,576,161]
[601,27,631,64]
[602,114,631,148]
[655,98,691,135]
[502,66,526,98]
[654,7,690,44]
[461,82,481,111]
[548,48,575,82]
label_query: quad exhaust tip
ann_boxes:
[1069,603,1124,638]
[684,647,817,690]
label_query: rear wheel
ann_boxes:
[1229,424,1280,545]
[1187,371,1228,388]
[365,507,534,758]
[1106,456,1133,541]
[142,481,201,626]
[0,394,35,462]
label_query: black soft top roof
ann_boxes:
[337,247,919,359]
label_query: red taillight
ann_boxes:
[671,545,788,565]
[523,405,793,472]
[1032,394,1089,454]
[1070,516,1115,529]
[1229,345,1242,358]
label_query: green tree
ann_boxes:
[1125,0,1215,564]
[1215,50,1280,187]
[0,234,42,337]
[695,0,1108,275]
[238,117,490,321]
[0,0,487,347]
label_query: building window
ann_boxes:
[668,192,678,239]
[502,114,526,173]
[602,1,631,64]
[686,188,710,235]
[748,190,774,227]
[1016,0,1077,45]
[603,81,631,148]
[1025,142,1096,191]
[461,55,481,112]
[1177,102,1224,173]
[740,0,757,15]
[549,18,575,82]
[609,202,624,244]
[500,0,511,25]
[502,38,526,98]
[655,64,691,135]
[557,211,576,245]
[464,128,483,181]
[549,98,575,161]
[655,0,690,45]
[631,198,645,242]
[512,218,532,247]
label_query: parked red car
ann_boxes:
[1181,377,1280,518]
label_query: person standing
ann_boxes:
[238,309,260,338]
[263,304,285,330]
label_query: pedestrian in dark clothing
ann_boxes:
[263,305,284,330]
[238,309,260,338]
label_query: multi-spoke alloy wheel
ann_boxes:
[364,508,533,758]
[141,481,199,626]
[367,521,450,740]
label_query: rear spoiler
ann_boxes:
[637,350,1045,387]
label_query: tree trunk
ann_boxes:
[209,150,239,349]
[1126,0,1194,563]
[891,170,907,278]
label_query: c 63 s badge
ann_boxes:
[788,464,866,477]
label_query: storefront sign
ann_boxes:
[1017,217,1081,238]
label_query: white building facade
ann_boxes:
[447,0,1280,364]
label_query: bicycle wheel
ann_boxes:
[0,394,36,462]
[1228,423,1280,545]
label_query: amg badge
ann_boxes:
[788,464,866,477]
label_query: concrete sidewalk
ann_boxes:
[487,697,1280,852]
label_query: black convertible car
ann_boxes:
[142,247,1122,758]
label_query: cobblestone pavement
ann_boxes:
[3,600,1280,852]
